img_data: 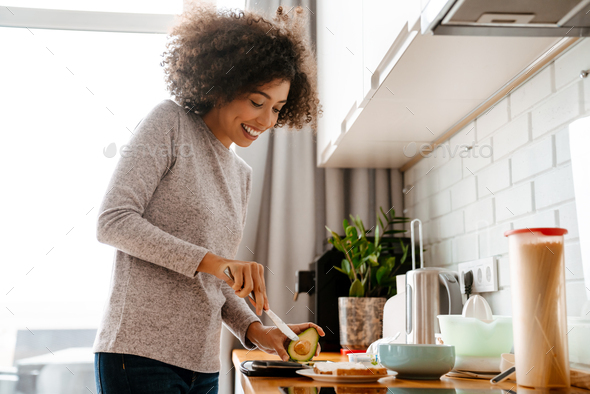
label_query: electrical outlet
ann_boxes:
[458,257,498,294]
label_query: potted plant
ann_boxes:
[325,207,410,349]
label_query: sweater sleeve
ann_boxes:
[221,283,262,349]
[96,100,209,278]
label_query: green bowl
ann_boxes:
[378,344,455,380]
[437,315,513,357]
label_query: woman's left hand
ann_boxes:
[246,322,326,361]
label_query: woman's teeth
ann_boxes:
[242,124,262,137]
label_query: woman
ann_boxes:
[93,4,323,393]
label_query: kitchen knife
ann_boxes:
[224,267,300,342]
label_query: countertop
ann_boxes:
[232,350,532,394]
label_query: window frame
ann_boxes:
[0,5,177,33]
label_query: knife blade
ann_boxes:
[224,267,299,342]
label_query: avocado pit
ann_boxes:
[294,340,311,355]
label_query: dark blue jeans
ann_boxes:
[95,352,219,394]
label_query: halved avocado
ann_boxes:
[287,327,319,362]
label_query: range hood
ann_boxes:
[422,0,590,36]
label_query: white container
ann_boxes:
[383,275,406,342]
[347,352,378,366]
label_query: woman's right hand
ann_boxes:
[198,252,269,316]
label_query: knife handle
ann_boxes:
[224,267,257,303]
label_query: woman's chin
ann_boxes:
[234,140,254,148]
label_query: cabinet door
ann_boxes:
[362,0,420,101]
[316,0,363,163]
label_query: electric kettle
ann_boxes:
[406,219,463,344]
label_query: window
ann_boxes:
[0,24,170,375]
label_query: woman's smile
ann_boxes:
[242,124,263,139]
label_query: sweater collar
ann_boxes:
[192,113,234,158]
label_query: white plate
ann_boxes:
[296,368,396,383]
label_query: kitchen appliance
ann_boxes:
[422,0,590,37]
[462,294,493,322]
[405,219,463,345]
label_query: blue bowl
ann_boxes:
[378,344,455,380]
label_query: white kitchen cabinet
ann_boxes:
[317,0,420,166]
[361,0,421,105]
[316,1,564,168]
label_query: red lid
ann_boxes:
[340,348,366,355]
[504,227,568,237]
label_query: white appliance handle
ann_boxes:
[410,219,423,270]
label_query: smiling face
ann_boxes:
[201,79,290,149]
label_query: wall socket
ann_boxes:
[458,257,498,294]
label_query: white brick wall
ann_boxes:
[451,177,477,210]
[495,182,534,222]
[429,190,450,218]
[464,198,494,232]
[511,136,553,182]
[554,39,590,90]
[555,127,571,165]
[402,38,590,317]
[493,114,530,161]
[510,66,552,117]
[477,98,510,140]
[534,164,575,209]
[477,159,511,197]
[531,83,580,139]
[438,157,462,190]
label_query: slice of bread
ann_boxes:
[313,362,387,376]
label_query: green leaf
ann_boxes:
[343,218,349,231]
[349,279,365,297]
[356,215,366,238]
[384,229,408,235]
[385,256,396,268]
[345,226,358,239]
[352,257,362,270]
[341,259,351,275]
[368,254,379,266]
[376,266,388,285]
[379,206,388,220]
[400,239,409,265]
[375,224,380,246]
[333,266,347,275]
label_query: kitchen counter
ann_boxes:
[232,350,532,394]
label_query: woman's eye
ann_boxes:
[250,100,262,107]
[273,108,281,114]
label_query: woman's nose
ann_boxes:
[257,109,275,130]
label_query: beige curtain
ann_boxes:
[218,1,404,393]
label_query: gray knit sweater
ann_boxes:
[92,99,261,373]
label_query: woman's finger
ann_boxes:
[252,263,264,315]
[289,322,326,337]
[237,264,254,298]
[315,343,322,357]
[232,264,244,293]
[257,264,269,311]
[273,334,290,361]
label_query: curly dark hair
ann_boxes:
[160,4,322,131]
